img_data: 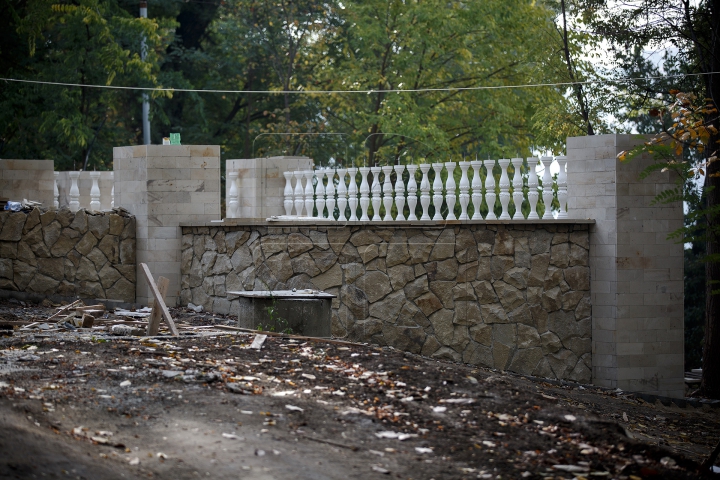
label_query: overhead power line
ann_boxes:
[0,72,714,95]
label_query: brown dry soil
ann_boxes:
[0,300,718,479]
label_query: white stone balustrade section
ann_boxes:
[541,157,554,219]
[303,171,314,218]
[283,171,293,216]
[326,169,336,220]
[316,170,327,219]
[68,172,80,212]
[275,155,572,222]
[485,162,497,220]
[498,159,511,220]
[445,161,457,221]
[458,161,470,220]
[359,167,371,221]
[406,165,418,221]
[470,160,482,220]
[394,165,406,221]
[381,165,393,221]
[89,171,101,211]
[557,156,568,219]
[53,172,60,210]
[348,168,359,221]
[370,166,382,221]
[419,164,431,220]
[336,168,347,221]
[527,157,540,220]
[511,158,523,220]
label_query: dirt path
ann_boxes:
[0,298,720,480]
[0,301,717,479]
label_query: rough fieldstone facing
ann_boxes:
[180,223,591,382]
[0,208,136,302]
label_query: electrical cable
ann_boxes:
[0,72,715,95]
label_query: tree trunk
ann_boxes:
[700,0,720,398]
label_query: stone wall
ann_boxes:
[0,208,136,302]
[180,223,592,382]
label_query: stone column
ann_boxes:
[113,145,221,306]
[0,160,55,207]
[226,156,313,219]
[566,134,684,398]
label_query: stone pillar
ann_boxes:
[113,145,221,306]
[226,156,313,219]
[567,134,684,397]
[0,160,55,207]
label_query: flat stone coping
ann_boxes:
[227,290,336,299]
[185,218,596,227]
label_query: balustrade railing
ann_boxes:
[269,157,567,221]
[54,171,115,212]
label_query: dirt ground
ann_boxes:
[0,298,718,479]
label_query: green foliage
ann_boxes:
[0,0,173,170]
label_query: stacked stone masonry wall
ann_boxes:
[0,208,136,302]
[181,224,591,382]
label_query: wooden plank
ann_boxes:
[139,263,178,336]
[47,299,82,321]
[146,276,169,336]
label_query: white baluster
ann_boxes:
[370,166,382,221]
[431,163,444,221]
[228,170,239,218]
[316,170,327,218]
[457,161,470,220]
[541,157,554,219]
[283,171,294,216]
[511,158,524,220]
[53,171,59,210]
[109,171,114,209]
[326,169,337,221]
[381,165,393,221]
[470,160,483,220]
[485,161,497,220]
[69,171,80,212]
[557,156,568,219]
[358,167,370,221]
[419,163,432,221]
[336,168,347,221]
[89,171,101,211]
[526,157,540,219]
[293,170,304,216]
[394,164,406,221]
[444,161,457,221]
[406,164,418,221]
[498,158,511,220]
[347,168,358,221]
[304,170,315,217]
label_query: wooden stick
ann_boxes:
[139,263,178,336]
[47,299,82,321]
[146,276,169,336]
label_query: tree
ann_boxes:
[314,0,562,165]
[584,0,720,398]
[0,0,171,170]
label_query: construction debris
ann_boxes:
[0,296,716,479]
